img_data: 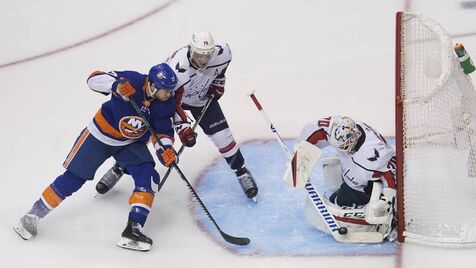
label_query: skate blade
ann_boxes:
[13,223,32,240]
[116,237,151,252]
[251,197,257,203]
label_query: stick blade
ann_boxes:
[220,231,251,246]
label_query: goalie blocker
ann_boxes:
[283,141,322,188]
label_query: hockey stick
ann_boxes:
[156,97,214,192]
[248,90,383,243]
[129,98,250,246]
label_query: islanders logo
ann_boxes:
[119,116,147,139]
[156,71,176,83]
[156,71,164,80]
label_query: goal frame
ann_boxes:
[395,11,405,243]
[395,11,476,247]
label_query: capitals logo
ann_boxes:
[119,116,147,139]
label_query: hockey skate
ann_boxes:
[96,164,123,194]
[13,214,39,240]
[236,168,258,201]
[116,220,153,252]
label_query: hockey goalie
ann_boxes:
[284,115,397,242]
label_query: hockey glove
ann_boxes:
[207,76,225,100]
[157,145,175,167]
[156,145,176,167]
[114,80,136,101]
[175,123,197,147]
[365,187,396,224]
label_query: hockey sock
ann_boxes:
[225,150,245,174]
[128,187,154,227]
[128,207,149,227]
[29,199,52,218]
[127,163,160,186]
[51,170,86,197]
[28,171,86,218]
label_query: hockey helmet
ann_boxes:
[189,31,215,69]
[329,116,362,153]
[148,63,177,91]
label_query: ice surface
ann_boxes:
[1,0,475,267]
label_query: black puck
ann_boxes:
[338,227,348,235]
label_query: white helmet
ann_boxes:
[189,31,215,69]
[328,116,362,153]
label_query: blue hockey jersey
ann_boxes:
[86,70,175,146]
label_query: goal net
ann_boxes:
[395,11,476,247]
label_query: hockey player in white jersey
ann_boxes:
[288,115,397,240]
[96,31,258,199]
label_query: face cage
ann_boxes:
[336,128,361,153]
[147,82,158,97]
[190,49,214,69]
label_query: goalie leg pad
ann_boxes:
[322,156,342,193]
[304,195,378,235]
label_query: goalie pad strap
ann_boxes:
[334,215,369,225]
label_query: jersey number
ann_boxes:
[318,117,332,127]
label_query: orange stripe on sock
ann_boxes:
[42,186,63,208]
[128,192,154,208]
[63,129,90,169]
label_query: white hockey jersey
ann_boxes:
[166,43,232,107]
[298,116,396,193]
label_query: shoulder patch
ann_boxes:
[216,45,224,55]
[175,62,187,73]
[367,148,380,162]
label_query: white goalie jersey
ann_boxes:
[297,116,396,193]
[166,43,232,107]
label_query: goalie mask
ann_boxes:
[189,31,215,70]
[329,116,362,153]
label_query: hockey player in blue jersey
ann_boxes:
[13,63,178,252]
[96,31,258,200]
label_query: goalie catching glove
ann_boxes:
[364,184,396,225]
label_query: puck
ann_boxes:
[338,227,348,235]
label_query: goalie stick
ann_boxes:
[129,98,250,246]
[248,90,383,243]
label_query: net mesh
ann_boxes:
[400,12,476,246]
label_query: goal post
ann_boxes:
[395,11,476,247]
